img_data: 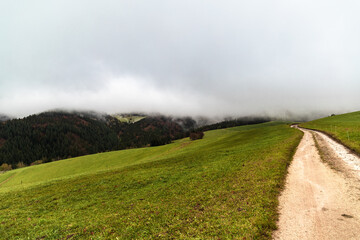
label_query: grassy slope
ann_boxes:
[300,111,360,154]
[0,122,302,239]
[113,115,145,123]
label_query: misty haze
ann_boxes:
[1,0,359,119]
[1,1,360,239]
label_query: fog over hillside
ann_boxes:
[0,114,10,122]
[1,1,360,118]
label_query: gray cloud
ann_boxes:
[1,0,360,118]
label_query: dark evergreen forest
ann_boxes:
[0,111,269,168]
[0,112,192,167]
[196,117,270,132]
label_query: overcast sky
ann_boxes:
[1,0,360,118]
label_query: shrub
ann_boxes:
[189,131,204,140]
[0,163,12,171]
[16,162,27,169]
[30,160,43,166]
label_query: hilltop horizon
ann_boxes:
[0,107,346,122]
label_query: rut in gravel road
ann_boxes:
[273,127,360,240]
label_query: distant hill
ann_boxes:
[0,112,119,166]
[196,116,271,132]
[107,114,195,148]
[0,111,192,167]
[0,111,271,168]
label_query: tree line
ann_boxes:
[0,111,270,170]
[0,112,192,169]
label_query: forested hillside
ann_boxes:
[107,115,194,148]
[0,112,119,166]
[0,111,271,169]
[196,117,270,132]
[0,112,195,167]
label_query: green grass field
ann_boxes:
[300,111,360,154]
[113,114,145,123]
[0,122,302,239]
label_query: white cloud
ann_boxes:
[1,0,360,118]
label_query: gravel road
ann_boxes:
[273,127,360,240]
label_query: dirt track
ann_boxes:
[273,127,360,240]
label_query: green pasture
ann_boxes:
[0,122,302,239]
[300,111,360,154]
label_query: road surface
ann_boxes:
[273,127,360,240]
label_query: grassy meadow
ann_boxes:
[113,115,145,123]
[0,122,302,239]
[300,111,360,154]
